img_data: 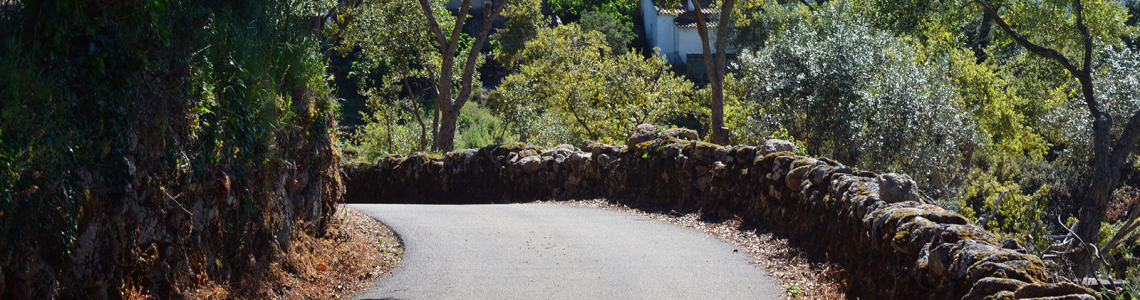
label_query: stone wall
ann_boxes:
[342,136,1099,300]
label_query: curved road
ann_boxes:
[348,203,780,300]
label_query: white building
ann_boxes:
[640,0,733,65]
[445,0,488,10]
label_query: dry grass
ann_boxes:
[179,208,402,299]
[545,199,849,299]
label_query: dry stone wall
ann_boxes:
[342,136,1099,300]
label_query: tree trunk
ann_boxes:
[713,0,735,145]
[418,0,508,152]
[688,0,729,145]
[435,103,460,151]
[1074,115,1121,275]
[972,11,993,63]
[971,0,1140,277]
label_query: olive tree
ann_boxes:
[733,4,981,198]
[970,0,1140,274]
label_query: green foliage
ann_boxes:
[733,3,980,198]
[0,0,173,271]
[727,0,807,52]
[491,24,698,146]
[349,97,432,161]
[0,0,336,294]
[549,0,637,25]
[1039,46,1140,163]
[786,283,803,297]
[958,170,1053,253]
[456,100,519,149]
[987,0,1133,60]
[944,48,1056,163]
[330,0,475,95]
[492,0,548,66]
[853,0,1135,161]
[580,11,635,55]
[851,0,974,51]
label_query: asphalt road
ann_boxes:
[348,203,780,300]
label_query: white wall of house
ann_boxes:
[657,17,681,63]
[640,0,727,65]
[675,27,716,64]
[641,0,659,49]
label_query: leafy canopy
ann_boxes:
[490,24,697,145]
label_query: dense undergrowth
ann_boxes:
[0,0,342,298]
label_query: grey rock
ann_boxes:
[552,144,576,152]
[714,147,728,163]
[1002,239,1028,254]
[711,161,728,179]
[1011,282,1098,299]
[878,173,920,203]
[581,139,602,153]
[659,128,699,141]
[759,139,796,156]
[570,152,592,171]
[695,165,711,176]
[541,146,573,163]
[518,155,545,174]
[786,166,811,191]
[626,124,657,149]
[597,153,613,167]
[661,144,683,158]
[961,277,1028,300]
[695,174,712,191]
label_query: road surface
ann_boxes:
[348,203,780,300]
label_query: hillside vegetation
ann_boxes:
[335,0,1140,287]
[0,0,342,298]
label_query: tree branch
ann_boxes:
[446,0,473,56]
[715,0,735,84]
[403,75,429,151]
[1074,0,1092,76]
[690,0,715,87]
[416,0,450,49]
[971,0,1102,119]
[565,92,598,140]
[454,0,509,110]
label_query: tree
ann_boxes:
[725,0,802,52]
[491,0,546,66]
[733,3,980,200]
[971,0,1140,275]
[579,11,635,55]
[687,0,735,145]
[490,24,697,145]
[547,0,637,24]
[335,0,532,151]
[652,0,740,145]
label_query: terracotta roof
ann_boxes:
[674,20,718,28]
[652,0,717,15]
